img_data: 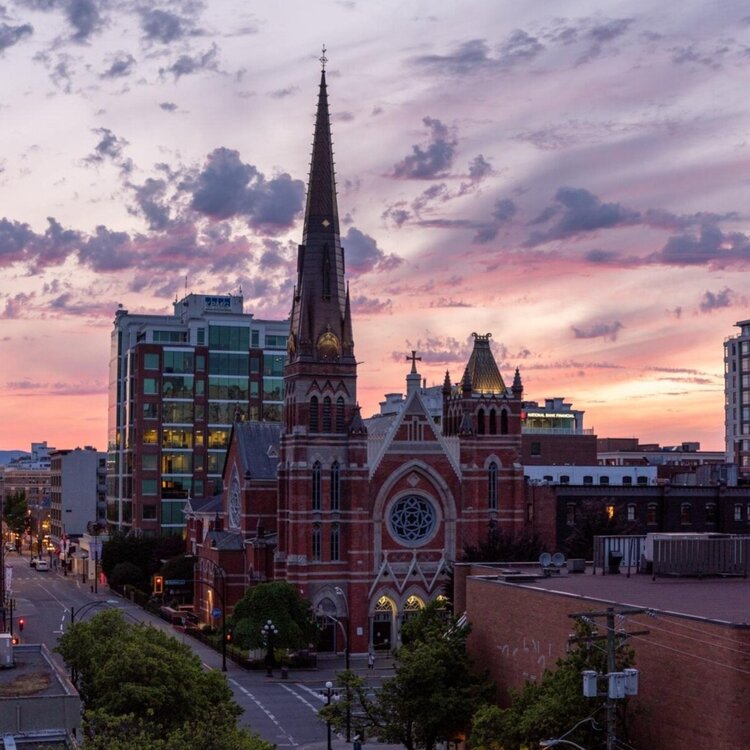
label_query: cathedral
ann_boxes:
[186,67,527,653]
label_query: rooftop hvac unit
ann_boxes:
[0,633,14,668]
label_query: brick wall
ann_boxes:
[461,574,750,750]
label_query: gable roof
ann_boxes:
[234,421,282,480]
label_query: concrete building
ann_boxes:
[0,640,81,747]
[454,561,750,750]
[725,318,750,478]
[107,294,288,535]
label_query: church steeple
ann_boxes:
[288,61,353,364]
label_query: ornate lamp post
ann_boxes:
[324,680,334,750]
[262,619,279,676]
[334,586,352,741]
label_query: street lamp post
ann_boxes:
[324,680,334,750]
[262,619,279,677]
[334,586,351,742]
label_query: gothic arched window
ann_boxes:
[488,462,498,510]
[477,409,485,435]
[500,409,509,435]
[336,397,345,432]
[312,524,321,560]
[330,523,340,561]
[331,461,340,511]
[312,461,321,511]
[489,409,497,435]
[322,397,332,432]
[310,396,319,433]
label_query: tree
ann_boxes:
[322,603,492,750]
[563,498,638,559]
[100,531,159,590]
[3,490,27,537]
[55,609,271,750]
[469,619,636,750]
[463,522,547,563]
[229,581,318,651]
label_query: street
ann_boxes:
[5,552,397,749]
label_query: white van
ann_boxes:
[35,560,50,572]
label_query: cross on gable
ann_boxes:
[406,350,422,373]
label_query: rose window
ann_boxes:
[389,495,436,545]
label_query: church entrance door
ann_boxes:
[372,595,395,650]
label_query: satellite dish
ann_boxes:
[552,552,566,568]
[539,552,552,568]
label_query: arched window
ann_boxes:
[336,397,345,432]
[309,396,319,433]
[322,397,332,432]
[477,409,485,435]
[330,523,340,561]
[312,525,321,561]
[488,462,498,509]
[500,409,509,435]
[489,409,497,435]
[647,504,658,525]
[331,462,340,511]
[312,461,321,511]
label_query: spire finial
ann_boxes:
[320,45,328,71]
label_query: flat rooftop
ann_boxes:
[469,567,750,626]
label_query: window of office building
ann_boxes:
[161,500,187,524]
[142,454,158,471]
[162,402,193,423]
[163,350,194,373]
[263,378,283,401]
[207,452,223,473]
[209,352,249,376]
[143,402,158,419]
[162,375,193,398]
[262,404,282,422]
[142,479,158,496]
[627,504,636,522]
[143,428,158,445]
[142,505,157,520]
[735,504,743,521]
[263,355,285,377]
[162,452,193,474]
[153,330,186,343]
[161,480,190,500]
[265,335,286,349]
[144,378,158,395]
[209,326,249,351]
[706,503,717,523]
[144,353,159,370]
[207,428,230,448]
[208,377,249,400]
[162,428,192,449]
[251,329,260,347]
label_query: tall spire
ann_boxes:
[302,64,340,242]
[288,56,353,364]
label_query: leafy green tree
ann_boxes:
[3,490,27,537]
[101,531,159,589]
[322,603,492,750]
[56,609,270,750]
[229,581,318,650]
[463,522,547,563]
[469,620,636,750]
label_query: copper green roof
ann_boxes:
[462,333,506,394]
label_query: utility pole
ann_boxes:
[569,606,649,750]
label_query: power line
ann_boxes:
[643,610,750,647]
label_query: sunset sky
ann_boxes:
[1,0,747,452]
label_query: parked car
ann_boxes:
[35,559,50,572]
[29,557,40,568]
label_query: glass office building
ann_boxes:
[107,294,288,535]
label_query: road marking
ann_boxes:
[229,678,297,747]
[34,582,69,610]
[282,683,321,712]
[295,683,327,702]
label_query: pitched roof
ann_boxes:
[235,421,282,480]
[462,333,506,394]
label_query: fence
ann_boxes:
[652,536,750,579]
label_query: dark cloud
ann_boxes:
[186,147,304,233]
[699,287,734,313]
[382,203,411,227]
[577,18,634,64]
[396,333,473,365]
[392,117,457,179]
[77,225,132,271]
[343,227,402,275]
[492,198,517,223]
[571,320,623,341]
[526,187,639,246]
[129,178,170,231]
[269,86,298,99]
[351,295,392,315]
[84,127,132,173]
[412,183,448,215]
[161,43,218,80]
[66,0,102,42]
[651,224,750,267]
[468,154,493,182]
[671,44,725,70]
[429,298,472,308]
[335,111,355,122]
[1,292,34,319]
[0,218,34,263]
[584,248,620,263]
[159,101,178,112]
[0,22,33,52]
[102,52,135,79]
[140,8,187,43]
[414,32,544,76]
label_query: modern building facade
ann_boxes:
[724,318,750,478]
[187,68,530,652]
[49,447,106,547]
[107,294,288,535]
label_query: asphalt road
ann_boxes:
[5,551,396,749]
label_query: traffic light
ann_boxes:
[11,637,19,645]
[225,628,233,643]
[18,618,24,632]
[153,575,164,595]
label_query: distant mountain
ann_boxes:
[0,451,29,466]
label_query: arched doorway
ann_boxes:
[316,596,337,653]
[402,594,425,625]
[372,595,396,650]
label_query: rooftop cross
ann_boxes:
[406,350,422,374]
